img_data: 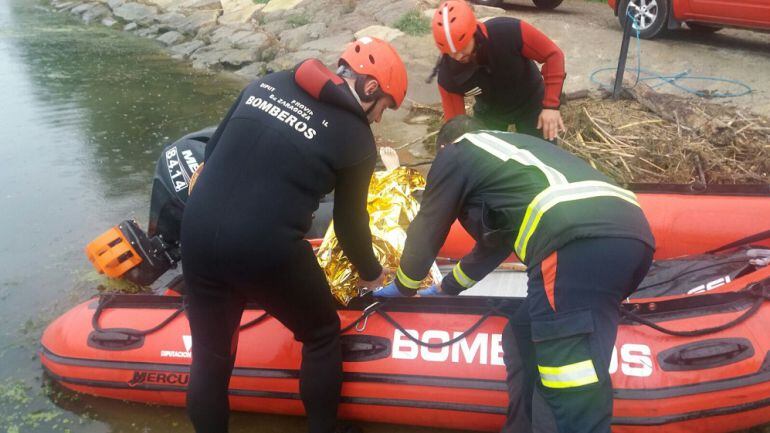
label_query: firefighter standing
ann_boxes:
[180,38,407,433]
[376,115,655,433]
[432,0,566,140]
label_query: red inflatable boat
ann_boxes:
[41,183,770,433]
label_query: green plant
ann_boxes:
[253,0,270,4]
[394,9,430,36]
[286,14,311,28]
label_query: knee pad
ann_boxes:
[531,309,602,391]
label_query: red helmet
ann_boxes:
[339,37,408,109]
[432,0,478,55]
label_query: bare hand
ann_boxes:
[356,267,394,292]
[537,108,566,141]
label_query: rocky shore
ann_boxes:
[47,0,481,80]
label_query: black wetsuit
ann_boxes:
[437,17,566,136]
[180,59,382,433]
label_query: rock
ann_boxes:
[219,1,265,24]
[71,3,96,15]
[259,43,281,62]
[136,24,161,37]
[220,48,260,67]
[101,17,118,26]
[334,13,375,33]
[373,0,420,26]
[178,0,222,11]
[235,61,266,78]
[227,30,256,45]
[299,32,354,53]
[190,41,231,69]
[354,25,404,42]
[113,2,158,26]
[209,25,238,42]
[82,4,111,23]
[261,19,291,35]
[278,22,326,51]
[234,32,270,50]
[170,39,205,58]
[106,0,125,9]
[52,1,77,11]
[157,30,184,45]
[262,0,304,14]
[356,0,418,26]
[142,0,178,10]
[472,4,505,18]
[156,12,187,30]
[123,22,138,31]
[182,10,220,35]
[267,49,322,72]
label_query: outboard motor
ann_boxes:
[85,128,213,286]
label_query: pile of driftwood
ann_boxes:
[560,80,770,185]
[405,81,770,185]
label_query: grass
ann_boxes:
[286,14,311,28]
[253,0,270,4]
[394,9,431,36]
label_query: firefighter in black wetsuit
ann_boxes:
[180,37,408,433]
[432,0,566,140]
[375,116,655,433]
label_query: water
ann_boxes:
[0,1,461,432]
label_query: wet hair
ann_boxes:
[436,115,485,148]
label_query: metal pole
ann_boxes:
[613,12,634,99]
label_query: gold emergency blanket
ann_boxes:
[317,167,442,305]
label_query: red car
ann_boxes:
[609,0,770,39]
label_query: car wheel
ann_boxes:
[619,0,669,39]
[472,0,503,7]
[532,0,564,9]
[687,22,722,33]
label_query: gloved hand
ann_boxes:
[373,281,406,298]
[417,284,443,297]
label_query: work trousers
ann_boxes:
[502,237,654,433]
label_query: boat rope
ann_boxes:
[376,306,502,348]
[621,281,770,337]
[706,229,770,255]
[91,295,186,337]
[91,295,269,337]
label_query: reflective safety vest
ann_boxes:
[461,132,642,262]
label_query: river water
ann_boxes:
[0,1,461,432]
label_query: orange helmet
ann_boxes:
[339,37,408,109]
[432,0,478,55]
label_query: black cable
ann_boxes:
[239,312,269,331]
[376,308,499,349]
[91,295,185,337]
[621,284,769,337]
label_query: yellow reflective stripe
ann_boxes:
[514,181,640,261]
[461,132,568,186]
[538,360,599,389]
[396,267,421,289]
[452,263,477,288]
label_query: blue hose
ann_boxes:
[590,10,753,98]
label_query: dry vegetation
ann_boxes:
[404,84,770,186]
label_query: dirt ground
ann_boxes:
[373,0,770,153]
